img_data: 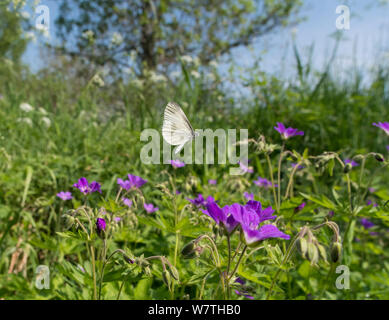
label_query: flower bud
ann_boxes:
[330,241,342,263]
[162,269,171,288]
[96,218,106,237]
[168,265,180,281]
[343,163,352,173]
[307,242,319,266]
[375,154,384,162]
[181,240,199,259]
[297,237,308,258]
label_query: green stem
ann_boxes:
[90,245,97,300]
[265,154,279,212]
[228,245,247,281]
[277,142,285,210]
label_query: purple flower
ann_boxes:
[328,211,334,218]
[369,188,376,193]
[294,202,306,213]
[90,181,102,193]
[117,174,147,190]
[234,278,254,300]
[96,218,106,234]
[176,190,181,195]
[243,192,254,201]
[208,179,217,185]
[274,122,304,139]
[344,159,359,167]
[144,203,159,213]
[253,177,275,188]
[117,178,131,189]
[114,217,121,222]
[369,231,379,236]
[170,159,185,168]
[128,174,147,188]
[56,191,72,201]
[122,197,132,208]
[291,163,304,170]
[373,122,389,135]
[229,201,289,246]
[366,200,378,207]
[187,194,215,207]
[238,160,253,174]
[73,177,102,195]
[202,201,239,234]
[360,218,375,229]
[234,290,254,300]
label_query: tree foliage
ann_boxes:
[55,0,302,75]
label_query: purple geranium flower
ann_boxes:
[294,202,306,213]
[96,218,106,234]
[229,201,289,246]
[274,122,304,139]
[344,159,359,167]
[234,277,254,300]
[122,197,132,208]
[114,217,121,222]
[187,194,215,207]
[117,174,147,190]
[253,177,275,188]
[291,163,305,170]
[360,218,375,229]
[243,192,254,201]
[208,179,217,185]
[238,160,253,174]
[56,191,72,201]
[170,159,185,168]
[373,122,389,135]
[328,211,334,218]
[128,174,147,188]
[366,200,378,207]
[144,203,158,213]
[202,201,239,234]
[73,177,102,195]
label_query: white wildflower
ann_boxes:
[20,102,34,112]
[38,107,48,115]
[190,70,200,79]
[181,55,193,64]
[41,117,51,128]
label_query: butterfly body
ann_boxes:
[162,102,198,154]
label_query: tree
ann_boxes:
[0,0,30,64]
[55,0,302,76]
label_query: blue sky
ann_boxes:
[22,0,389,77]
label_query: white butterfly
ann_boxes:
[162,102,199,154]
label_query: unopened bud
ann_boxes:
[375,154,384,162]
[330,241,342,263]
[168,265,180,281]
[343,163,352,173]
[181,240,197,259]
[162,269,171,288]
[307,242,319,266]
[297,237,308,258]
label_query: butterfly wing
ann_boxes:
[162,102,195,147]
